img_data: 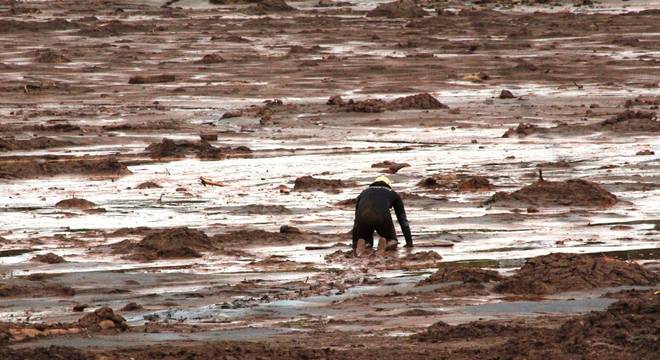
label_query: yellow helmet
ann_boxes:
[374,175,392,187]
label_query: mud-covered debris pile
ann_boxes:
[495,253,659,295]
[371,160,410,174]
[0,322,82,344]
[116,227,216,260]
[457,175,491,191]
[419,266,503,285]
[624,95,660,108]
[0,279,75,298]
[487,179,617,207]
[0,137,72,151]
[195,53,225,64]
[211,229,335,245]
[146,138,251,159]
[136,181,161,189]
[33,48,70,63]
[55,198,97,210]
[329,93,447,113]
[231,204,292,215]
[293,175,351,192]
[418,173,491,192]
[0,157,131,179]
[78,307,128,332]
[367,0,429,18]
[413,320,534,342]
[245,0,297,14]
[32,253,65,264]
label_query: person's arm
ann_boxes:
[392,193,413,247]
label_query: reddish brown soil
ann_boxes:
[0,279,75,298]
[0,137,72,151]
[33,49,70,64]
[128,74,176,84]
[419,266,503,285]
[487,179,618,207]
[495,253,659,295]
[135,181,162,189]
[231,204,292,215]
[367,0,429,18]
[78,306,128,332]
[293,175,351,192]
[372,160,411,174]
[146,138,251,159]
[457,175,491,192]
[245,0,297,14]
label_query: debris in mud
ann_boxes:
[624,95,660,108]
[78,307,128,332]
[25,123,82,132]
[136,181,162,189]
[419,265,503,285]
[245,0,297,14]
[55,198,97,210]
[403,251,442,262]
[121,302,143,311]
[457,175,491,191]
[72,304,89,312]
[0,323,82,344]
[146,138,251,159]
[371,160,410,174]
[195,54,225,64]
[212,229,338,245]
[413,320,537,343]
[636,149,654,155]
[332,93,447,113]
[293,175,351,193]
[486,179,618,207]
[32,252,65,264]
[128,74,176,84]
[33,48,70,63]
[0,157,131,179]
[499,89,515,99]
[503,110,659,137]
[367,0,429,18]
[231,204,292,215]
[117,227,215,260]
[0,137,73,151]
[495,253,659,295]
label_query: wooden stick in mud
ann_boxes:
[200,176,226,187]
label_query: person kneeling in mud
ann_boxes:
[352,176,413,253]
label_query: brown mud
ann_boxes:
[487,179,618,207]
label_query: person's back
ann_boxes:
[352,176,413,251]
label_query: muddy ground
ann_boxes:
[0,0,659,358]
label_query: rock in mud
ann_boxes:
[0,157,131,179]
[388,93,448,110]
[499,89,515,99]
[367,0,429,18]
[280,225,302,234]
[371,160,410,174]
[121,302,143,311]
[419,265,502,285]
[486,179,617,207]
[78,307,127,332]
[55,198,97,210]
[128,74,176,84]
[136,181,162,189]
[293,175,350,192]
[32,253,65,264]
[0,137,73,152]
[33,48,70,63]
[116,227,216,260]
[495,253,659,295]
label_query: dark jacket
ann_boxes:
[354,181,413,246]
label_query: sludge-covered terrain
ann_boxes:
[0,0,658,358]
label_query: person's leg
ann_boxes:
[352,220,375,249]
[375,215,398,250]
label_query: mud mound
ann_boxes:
[78,307,128,332]
[231,204,292,215]
[146,138,251,159]
[293,176,350,192]
[502,122,541,137]
[486,179,618,207]
[76,20,148,38]
[371,160,410,174]
[403,251,442,262]
[33,48,70,63]
[596,110,659,132]
[367,0,429,18]
[245,0,297,14]
[457,175,491,191]
[624,95,660,108]
[136,181,162,189]
[0,157,131,179]
[212,230,293,245]
[495,253,659,295]
[32,253,65,264]
[344,98,387,113]
[413,320,536,342]
[122,227,215,260]
[195,54,225,64]
[388,93,448,110]
[419,266,502,285]
[5,346,90,360]
[55,198,97,210]
[128,74,175,84]
[0,280,75,298]
[0,137,72,151]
